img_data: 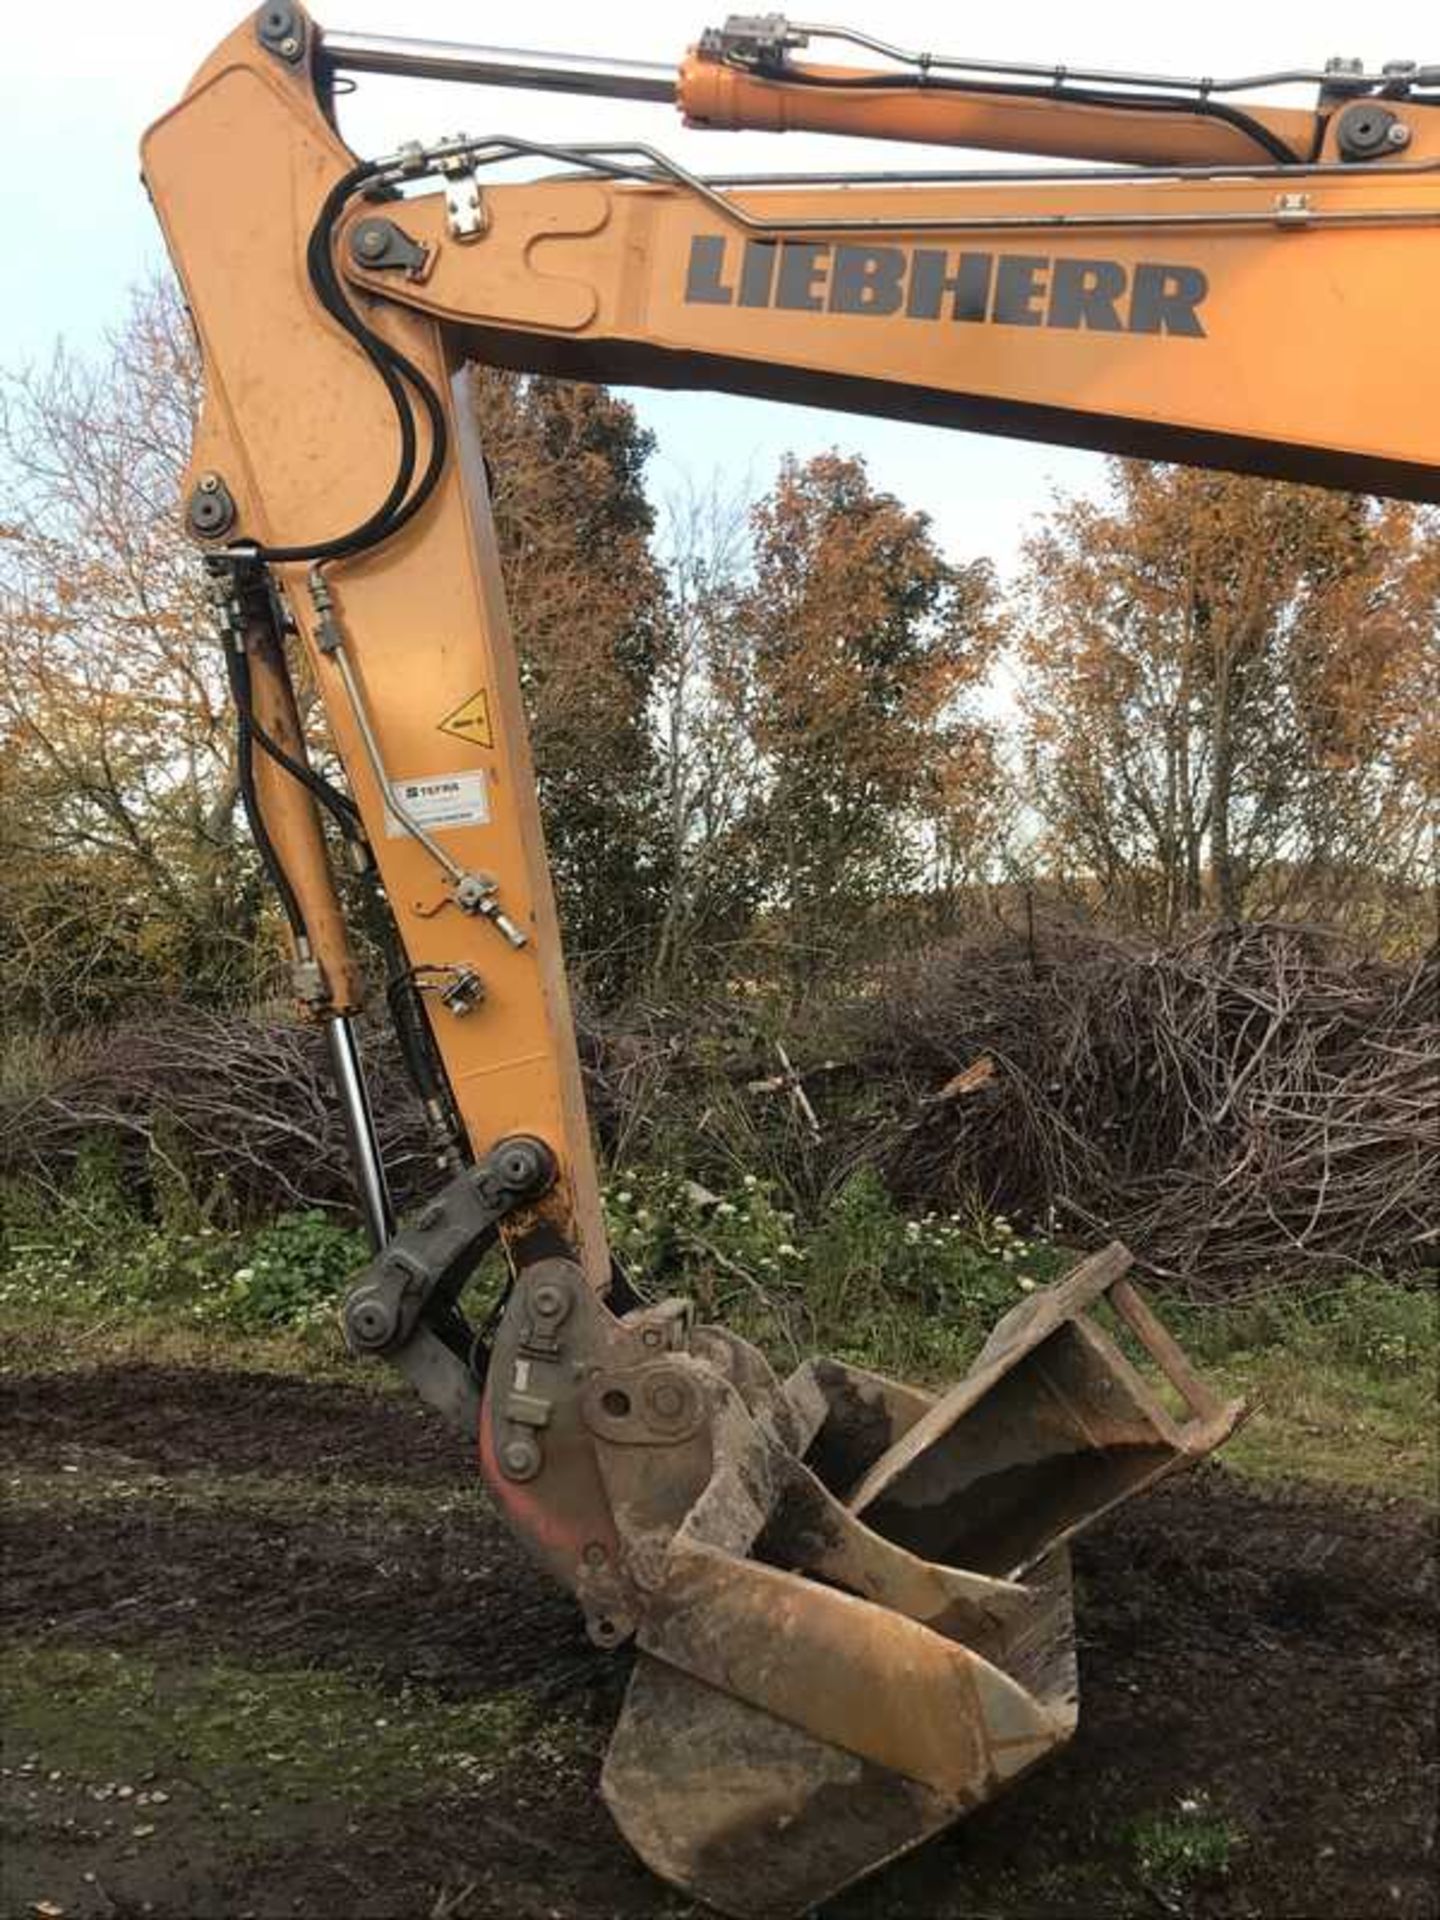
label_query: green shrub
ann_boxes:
[195,1211,370,1331]
[603,1163,1058,1378]
[1175,1273,1436,1378]
[0,1142,366,1335]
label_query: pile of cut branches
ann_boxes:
[0,1009,435,1222]
[859,921,1437,1290]
[4,922,1433,1293]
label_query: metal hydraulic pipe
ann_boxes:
[325,1013,396,1252]
[320,29,678,102]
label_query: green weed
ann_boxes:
[604,1164,1058,1376]
[1127,1795,1241,1892]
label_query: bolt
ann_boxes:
[279,34,300,56]
[532,1283,564,1318]
[649,1382,685,1420]
[1386,122,1412,147]
[347,1298,394,1348]
[502,1145,541,1185]
[357,226,386,258]
[499,1436,541,1481]
[198,473,220,493]
[582,1542,608,1568]
[641,1327,665,1350]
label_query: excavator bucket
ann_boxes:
[477,1236,1243,1917]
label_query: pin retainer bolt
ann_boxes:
[499,1435,542,1481]
[346,1296,395,1349]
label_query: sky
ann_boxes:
[2,0,1429,573]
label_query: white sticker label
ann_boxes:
[385,771,490,838]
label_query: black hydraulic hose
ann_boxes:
[225,641,309,944]
[385,971,450,1107]
[246,712,365,837]
[236,161,450,565]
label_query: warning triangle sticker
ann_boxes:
[438,689,494,750]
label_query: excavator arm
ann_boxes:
[139,10,1436,1912]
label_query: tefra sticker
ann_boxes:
[385,771,490,838]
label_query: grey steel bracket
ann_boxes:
[342,1135,555,1432]
[348,216,430,277]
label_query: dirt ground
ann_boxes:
[2,1361,1435,1920]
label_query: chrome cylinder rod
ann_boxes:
[324,1013,396,1252]
[321,29,678,102]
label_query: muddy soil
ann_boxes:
[2,1362,1435,1920]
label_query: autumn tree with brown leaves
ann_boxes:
[722,452,1003,987]
[647,478,767,989]
[0,293,678,1030]
[1017,460,1436,937]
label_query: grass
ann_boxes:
[0,1643,539,1818]
[1209,1346,1436,1497]
[1171,1281,1438,1500]
[0,1304,370,1384]
[1127,1796,1242,1893]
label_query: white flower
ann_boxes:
[1018,1276,1037,1292]
[742,1174,758,1190]
[617,1190,633,1206]
[232,1267,255,1284]
[778,1244,801,1259]
[904,1222,921,1242]
[716,1202,737,1218]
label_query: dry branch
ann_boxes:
[860,921,1437,1290]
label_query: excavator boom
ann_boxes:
[140,8,1436,1911]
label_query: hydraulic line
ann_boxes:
[247,713,364,837]
[224,637,309,947]
[220,160,450,567]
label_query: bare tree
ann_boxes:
[0,277,271,1029]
